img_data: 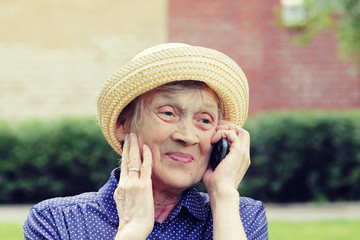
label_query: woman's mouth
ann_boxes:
[166,152,194,164]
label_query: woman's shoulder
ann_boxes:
[240,196,265,209]
[31,191,98,214]
[239,196,266,217]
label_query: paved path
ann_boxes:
[1,202,360,223]
[265,202,360,221]
[0,205,32,223]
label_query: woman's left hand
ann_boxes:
[202,120,251,195]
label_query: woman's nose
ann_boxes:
[171,120,199,146]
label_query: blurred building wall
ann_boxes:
[0,0,167,119]
[169,0,360,114]
[1,0,359,120]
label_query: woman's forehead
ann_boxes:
[142,87,220,109]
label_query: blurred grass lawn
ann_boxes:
[0,222,23,240]
[269,219,360,240]
[1,220,359,239]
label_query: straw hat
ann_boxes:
[97,43,249,155]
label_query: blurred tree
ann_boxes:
[280,0,360,66]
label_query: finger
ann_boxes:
[113,187,125,220]
[120,134,130,178]
[140,144,152,181]
[216,120,243,135]
[216,122,231,131]
[238,128,250,148]
[128,133,142,176]
[211,128,238,145]
[215,129,239,144]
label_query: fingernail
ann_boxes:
[130,132,137,139]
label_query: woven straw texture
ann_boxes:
[97,43,249,155]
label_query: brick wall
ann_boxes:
[169,0,360,114]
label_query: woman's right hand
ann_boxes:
[114,133,154,240]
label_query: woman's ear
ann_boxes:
[115,124,127,141]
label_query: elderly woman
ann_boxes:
[24,43,268,239]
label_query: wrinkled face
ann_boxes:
[136,88,219,192]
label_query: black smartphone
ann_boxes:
[209,138,229,170]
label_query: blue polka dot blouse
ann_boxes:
[23,168,268,239]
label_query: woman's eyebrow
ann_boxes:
[156,92,218,113]
[203,102,218,110]
[161,93,175,100]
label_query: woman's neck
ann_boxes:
[152,185,183,223]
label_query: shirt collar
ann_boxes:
[97,168,210,225]
[165,187,210,222]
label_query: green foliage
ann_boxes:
[241,111,360,202]
[294,0,360,65]
[0,118,118,203]
[1,112,359,203]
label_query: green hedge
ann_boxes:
[0,118,118,203]
[0,111,359,203]
[241,111,360,202]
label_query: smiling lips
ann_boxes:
[166,152,194,164]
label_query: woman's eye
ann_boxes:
[200,119,211,124]
[197,114,214,128]
[157,106,178,122]
[163,111,174,117]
